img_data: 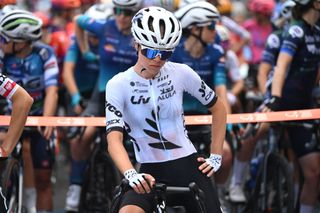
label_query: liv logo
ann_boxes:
[130,96,150,104]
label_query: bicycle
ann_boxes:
[0,141,24,213]
[67,126,121,213]
[110,179,207,213]
[229,121,295,213]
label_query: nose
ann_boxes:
[153,55,162,61]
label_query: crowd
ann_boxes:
[0,0,319,212]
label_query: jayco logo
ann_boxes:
[105,101,122,117]
[130,96,150,104]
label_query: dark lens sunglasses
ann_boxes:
[0,34,10,44]
[113,7,135,16]
[207,22,216,31]
[141,47,173,61]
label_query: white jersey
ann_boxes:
[0,73,19,100]
[105,62,217,163]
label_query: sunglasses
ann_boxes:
[140,46,173,61]
[113,7,135,17]
[0,34,10,44]
[206,22,216,31]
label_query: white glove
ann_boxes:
[124,169,146,188]
[205,154,222,172]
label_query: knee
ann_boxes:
[303,168,320,185]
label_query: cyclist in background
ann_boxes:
[63,4,111,211]
[215,24,244,113]
[0,74,33,213]
[106,6,226,213]
[0,9,59,213]
[265,0,320,212]
[228,0,298,203]
[172,2,232,211]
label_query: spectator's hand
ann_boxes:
[82,51,98,62]
[264,96,281,112]
[0,146,8,158]
[197,154,222,177]
[124,169,155,194]
[38,126,54,140]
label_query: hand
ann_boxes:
[265,96,281,111]
[197,154,222,177]
[124,169,155,194]
[82,51,98,62]
[0,146,8,158]
[38,126,54,140]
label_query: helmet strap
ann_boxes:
[190,28,207,48]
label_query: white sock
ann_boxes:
[230,158,248,186]
[300,204,314,213]
[23,187,37,213]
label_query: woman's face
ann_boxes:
[200,24,217,44]
[114,7,135,32]
[137,46,168,77]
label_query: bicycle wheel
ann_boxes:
[248,153,294,213]
[79,147,121,213]
[1,159,21,213]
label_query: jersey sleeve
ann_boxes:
[226,50,242,82]
[212,44,227,86]
[64,38,79,63]
[40,46,59,88]
[180,64,218,108]
[77,15,105,37]
[280,24,304,56]
[0,73,19,100]
[261,32,281,65]
[105,76,125,135]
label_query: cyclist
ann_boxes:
[228,0,297,203]
[172,2,232,211]
[0,74,33,213]
[63,4,110,211]
[0,9,59,213]
[265,0,320,212]
[106,6,226,213]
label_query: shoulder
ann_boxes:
[164,61,193,73]
[33,42,55,60]
[266,32,281,49]
[285,21,305,39]
[106,69,131,89]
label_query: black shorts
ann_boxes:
[119,153,222,213]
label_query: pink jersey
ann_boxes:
[243,19,273,64]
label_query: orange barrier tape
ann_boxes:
[0,109,319,126]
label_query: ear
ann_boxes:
[134,42,140,51]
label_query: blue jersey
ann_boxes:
[77,15,137,92]
[280,20,320,107]
[0,42,59,115]
[170,37,226,114]
[64,37,99,94]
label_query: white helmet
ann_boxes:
[281,0,296,19]
[174,1,220,29]
[131,6,182,50]
[0,9,42,42]
[85,3,113,21]
[112,0,142,10]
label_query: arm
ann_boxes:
[215,85,231,114]
[258,62,272,94]
[2,87,33,156]
[271,52,292,97]
[74,15,89,54]
[230,79,244,96]
[41,85,58,140]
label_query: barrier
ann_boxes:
[0,109,319,126]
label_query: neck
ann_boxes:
[184,36,205,58]
[134,64,157,79]
[15,44,32,58]
[303,8,319,26]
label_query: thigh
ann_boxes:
[119,189,156,212]
[30,132,55,169]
